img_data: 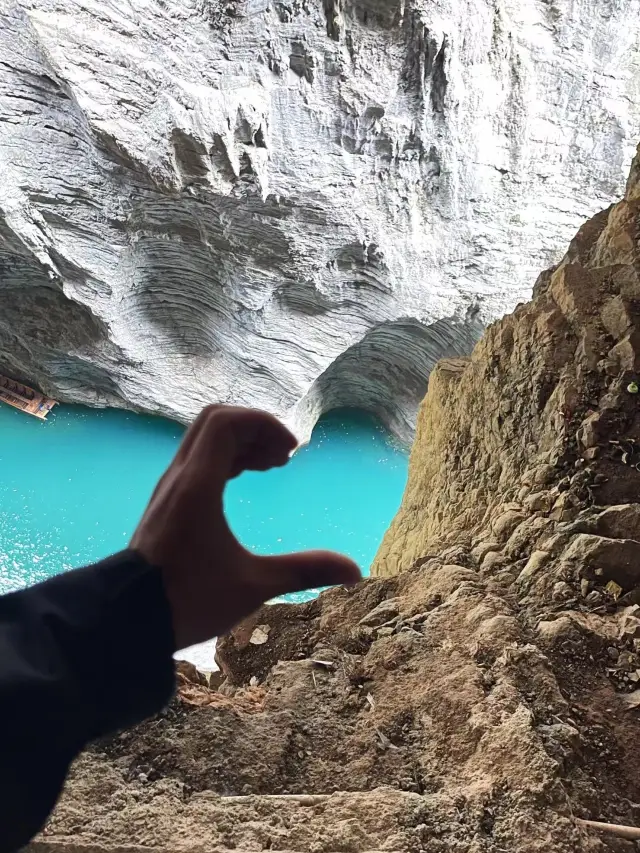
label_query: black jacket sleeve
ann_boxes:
[0,550,176,852]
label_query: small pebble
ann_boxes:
[607,647,619,661]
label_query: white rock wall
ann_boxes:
[1,0,639,442]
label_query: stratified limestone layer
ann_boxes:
[2,0,640,441]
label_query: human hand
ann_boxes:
[131,405,362,650]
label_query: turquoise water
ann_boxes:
[0,404,408,602]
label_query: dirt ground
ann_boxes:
[37,553,640,851]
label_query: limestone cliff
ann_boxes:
[374,139,640,575]
[2,0,640,441]
[35,146,640,852]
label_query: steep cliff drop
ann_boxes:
[34,148,640,851]
[2,0,640,443]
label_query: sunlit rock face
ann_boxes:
[1,0,639,442]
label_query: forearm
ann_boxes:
[0,551,176,852]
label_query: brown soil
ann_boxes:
[37,557,640,851]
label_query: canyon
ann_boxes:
[6,2,640,850]
[33,136,640,853]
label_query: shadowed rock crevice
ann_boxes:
[295,314,485,445]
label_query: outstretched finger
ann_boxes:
[254,550,362,600]
[144,405,227,507]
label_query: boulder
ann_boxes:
[358,598,401,628]
[595,505,640,541]
[561,534,640,590]
[491,510,527,541]
[516,551,551,592]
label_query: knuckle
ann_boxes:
[200,403,225,422]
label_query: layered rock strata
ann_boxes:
[2,0,640,441]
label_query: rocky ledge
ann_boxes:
[31,144,640,852]
[2,0,640,442]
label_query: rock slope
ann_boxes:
[374,139,640,575]
[32,145,640,852]
[2,0,640,441]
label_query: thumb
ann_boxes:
[255,550,362,599]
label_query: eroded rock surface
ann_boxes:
[2,0,640,441]
[37,551,640,851]
[374,140,640,574]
